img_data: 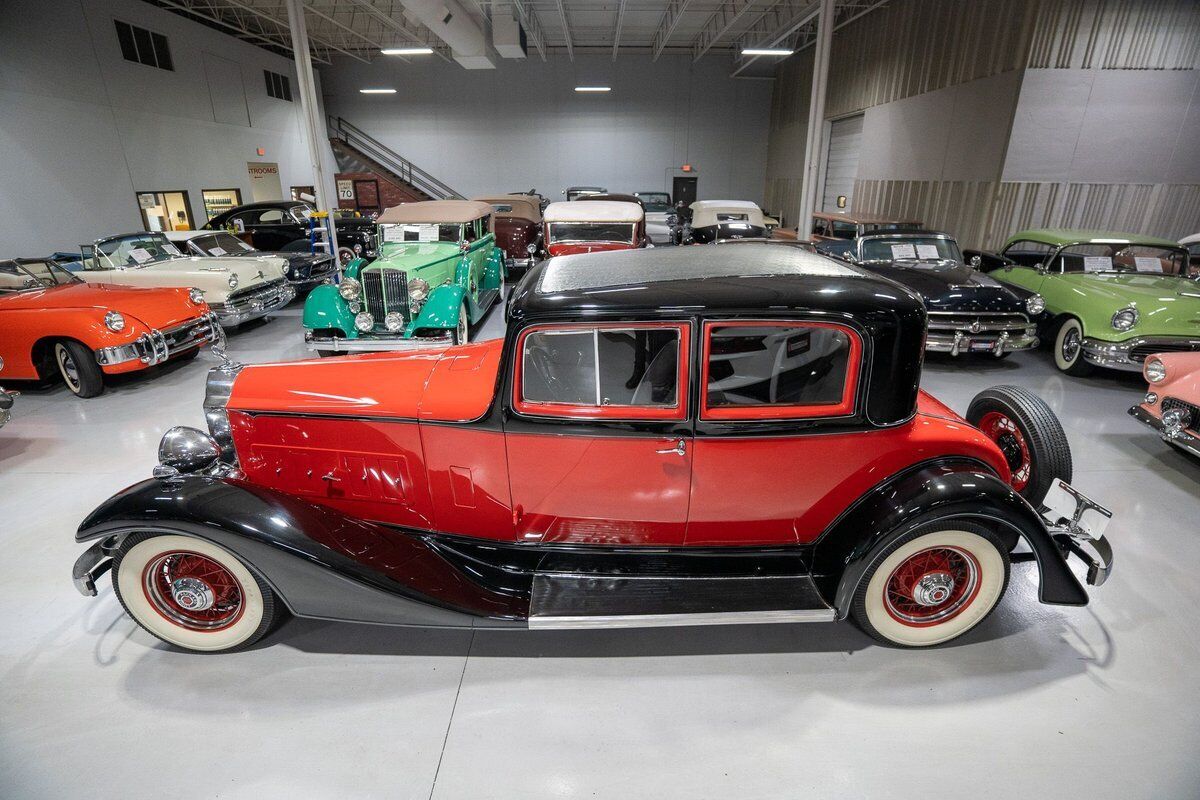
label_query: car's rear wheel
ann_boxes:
[967,384,1072,503]
[1053,317,1093,375]
[54,340,104,398]
[112,532,279,653]
[451,302,469,345]
[851,522,1009,648]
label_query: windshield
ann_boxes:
[191,232,255,256]
[96,233,183,268]
[548,222,635,244]
[637,193,671,209]
[861,236,963,263]
[0,260,82,293]
[1054,243,1188,276]
[642,202,673,213]
[380,223,462,244]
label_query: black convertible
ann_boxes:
[817,229,1045,357]
[204,201,377,267]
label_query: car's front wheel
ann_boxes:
[112,532,279,653]
[451,301,469,345]
[851,522,1010,648]
[1053,317,1094,375]
[54,340,104,398]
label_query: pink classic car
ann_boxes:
[1130,353,1200,458]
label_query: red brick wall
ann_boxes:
[335,172,425,213]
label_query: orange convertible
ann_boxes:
[0,258,221,398]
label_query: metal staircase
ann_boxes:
[328,116,463,201]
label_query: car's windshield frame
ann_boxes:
[190,232,256,255]
[93,233,183,269]
[547,222,637,244]
[858,234,964,264]
[1005,241,1192,277]
[0,259,83,293]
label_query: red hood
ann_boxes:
[0,282,203,329]
[229,339,504,422]
[546,242,638,257]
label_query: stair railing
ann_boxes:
[328,116,464,200]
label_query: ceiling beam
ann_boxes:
[691,0,760,62]
[510,0,547,60]
[730,0,820,77]
[155,0,333,63]
[215,0,374,62]
[554,0,573,61]
[611,0,627,61]
[339,0,454,62]
[730,0,888,76]
[651,0,693,61]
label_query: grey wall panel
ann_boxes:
[853,179,998,249]
[322,54,772,204]
[1028,0,1200,70]
[203,52,251,127]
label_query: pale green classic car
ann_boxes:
[972,229,1200,375]
[303,200,506,354]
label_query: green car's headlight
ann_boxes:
[407,278,430,304]
[339,277,361,302]
[1111,306,1138,331]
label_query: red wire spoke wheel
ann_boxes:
[113,533,279,653]
[978,411,1032,492]
[853,522,1009,647]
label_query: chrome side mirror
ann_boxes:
[1034,262,1046,274]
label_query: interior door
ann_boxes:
[672,176,698,209]
[504,322,693,546]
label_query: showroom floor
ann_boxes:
[2,296,1199,800]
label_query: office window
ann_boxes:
[265,70,292,102]
[114,20,173,71]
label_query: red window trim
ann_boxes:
[700,319,861,421]
[512,321,691,421]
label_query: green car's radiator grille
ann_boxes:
[362,269,409,324]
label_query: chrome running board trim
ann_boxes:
[529,608,836,629]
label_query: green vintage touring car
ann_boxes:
[303,200,506,354]
[971,229,1200,375]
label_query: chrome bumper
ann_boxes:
[926,330,1039,356]
[1082,336,1200,371]
[72,539,114,597]
[95,312,223,367]
[0,388,15,429]
[305,330,453,353]
[1040,479,1114,587]
[505,257,536,271]
[217,282,296,327]
[1129,404,1200,458]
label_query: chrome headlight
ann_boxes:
[189,287,205,304]
[227,273,239,290]
[1025,294,1045,315]
[1145,357,1167,384]
[384,311,405,332]
[353,243,363,254]
[1111,306,1138,331]
[157,426,220,475]
[1163,408,1188,434]
[407,277,430,304]
[1144,391,1158,405]
[354,312,374,332]
[339,277,361,301]
[104,311,125,332]
[527,243,538,254]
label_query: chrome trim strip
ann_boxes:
[305,333,452,352]
[1129,404,1200,458]
[1082,336,1200,370]
[528,608,837,629]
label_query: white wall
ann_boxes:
[0,0,322,255]
[321,54,772,204]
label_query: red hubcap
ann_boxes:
[142,551,244,631]
[979,411,1031,491]
[884,546,981,627]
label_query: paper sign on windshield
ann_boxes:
[1134,257,1164,272]
[129,248,153,264]
[915,244,941,260]
[890,243,917,260]
[209,246,226,257]
[382,225,406,243]
[162,243,182,256]
[1083,256,1113,272]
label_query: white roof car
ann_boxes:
[689,200,766,229]
[81,232,293,327]
[544,200,644,224]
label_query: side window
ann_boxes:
[702,321,860,420]
[1001,240,1053,268]
[515,324,688,420]
[256,209,284,224]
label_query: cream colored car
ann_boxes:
[80,232,294,327]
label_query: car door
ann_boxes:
[504,321,693,546]
[686,319,868,546]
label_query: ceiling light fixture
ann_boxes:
[575,86,611,93]
[742,48,793,56]
[381,47,434,55]
[359,88,397,94]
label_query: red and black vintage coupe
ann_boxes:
[72,244,1112,652]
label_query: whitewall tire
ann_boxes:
[1053,317,1093,376]
[452,301,470,345]
[852,523,1009,648]
[113,533,279,653]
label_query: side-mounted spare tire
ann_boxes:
[967,385,1072,505]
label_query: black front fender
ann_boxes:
[78,476,527,628]
[811,459,1088,619]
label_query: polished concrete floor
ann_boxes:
[2,296,1199,799]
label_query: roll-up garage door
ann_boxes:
[821,114,863,212]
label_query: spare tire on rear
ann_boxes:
[966,385,1072,505]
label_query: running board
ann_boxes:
[528,573,834,630]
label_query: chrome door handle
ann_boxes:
[321,472,341,483]
[656,439,686,456]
